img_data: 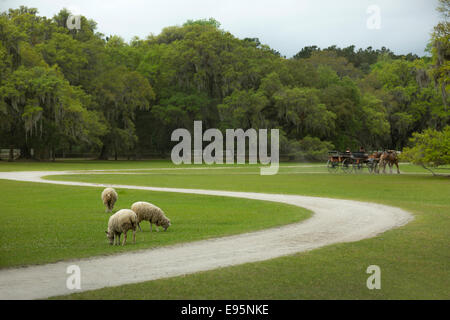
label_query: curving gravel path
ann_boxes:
[0,170,413,299]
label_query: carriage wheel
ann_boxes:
[341,158,353,174]
[369,161,380,174]
[367,162,376,174]
[327,160,339,173]
[353,161,363,174]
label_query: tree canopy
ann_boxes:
[0,6,448,161]
[402,126,450,174]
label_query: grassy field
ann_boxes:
[0,160,449,299]
[0,179,309,268]
[0,159,260,171]
[1,159,447,174]
[46,165,450,203]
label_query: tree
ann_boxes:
[402,126,450,175]
[430,0,450,114]
[306,51,361,79]
[0,66,106,160]
[1,6,446,160]
[183,18,221,29]
[367,56,448,149]
[218,89,269,129]
[274,87,336,140]
[293,45,319,59]
[38,32,88,85]
[359,93,390,148]
[319,77,362,149]
[286,136,334,161]
[93,67,154,160]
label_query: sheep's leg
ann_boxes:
[133,229,136,244]
[122,232,127,246]
[117,233,121,246]
[137,223,142,232]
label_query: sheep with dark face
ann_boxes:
[105,209,137,246]
[102,187,118,213]
[131,201,171,232]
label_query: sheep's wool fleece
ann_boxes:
[131,201,167,223]
[108,209,137,233]
[102,187,118,204]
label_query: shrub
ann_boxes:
[287,136,334,161]
[401,126,450,174]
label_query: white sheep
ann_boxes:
[101,187,118,213]
[131,201,171,232]
[105,209,137,246]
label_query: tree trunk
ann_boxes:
[422,165,436,176]
[19,144,32,159]
[98,144,109,160]
[8,146,14,162]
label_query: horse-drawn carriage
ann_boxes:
[327,150,379,174]
[327,150,400,174]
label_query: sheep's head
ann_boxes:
[160,218,171,231]
[105,230,114,245]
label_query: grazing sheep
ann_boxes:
[105,209,137,246]
[131,201,171,232]
[101,187,118,213]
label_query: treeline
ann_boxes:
[0,6,448,161]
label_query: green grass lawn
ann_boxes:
[45,163,449,300]
[0,159,261,172]
[47,167,449,205]
[0,179,309,268]
[1,159,447,174]
[1,160,449,299]
[0,160,176,172]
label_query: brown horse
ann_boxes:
[368,151,383,173]
[379,150,400,174]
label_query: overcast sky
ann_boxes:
[1,0,441,57]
